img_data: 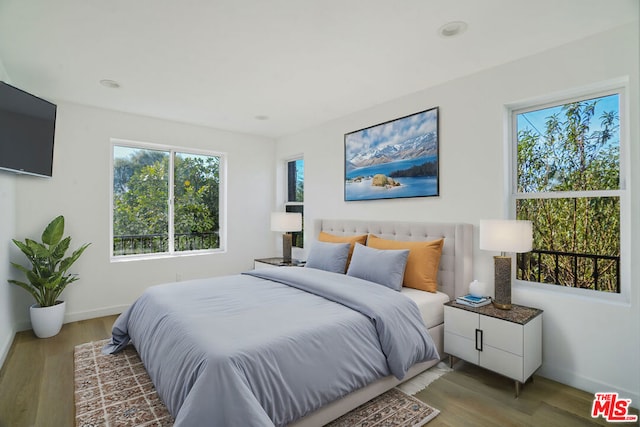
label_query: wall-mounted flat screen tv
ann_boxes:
[0,81,57,178]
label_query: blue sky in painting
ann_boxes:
[345,108,437,162]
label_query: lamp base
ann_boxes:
[493,256,512,310]
[282,233,293,263]
[492,300,512,310]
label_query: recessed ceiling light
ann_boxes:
[100,79,120,89]
[254,115,269,121]
[438,21,468,38]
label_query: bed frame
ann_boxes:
[290,219,473,426]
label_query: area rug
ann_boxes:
[74,339,441,427]
[325,388,439,427]
[74,340,173,426]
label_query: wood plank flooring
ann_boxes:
[416,362,638,426]
[0,315,637,426]
[0,315,118,427]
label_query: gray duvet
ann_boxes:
[103,267,439,426]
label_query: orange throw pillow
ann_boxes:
[318,232,368,272]
[367,234,444,292]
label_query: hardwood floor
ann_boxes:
[0,315,637,427]
[0,315,118,427]
[416,363,638,426]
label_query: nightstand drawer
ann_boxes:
[481,345,524,381]
[481,316,523,356]
[444,305,478,340]
[444,331,479,364]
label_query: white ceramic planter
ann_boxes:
[30,301,66,338]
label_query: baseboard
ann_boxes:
[64,305,128,323]
[0,328,16,371]
[13,304,128,333]
[538,365,639,408]
[2,305,124,371]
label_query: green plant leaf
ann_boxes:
[10,262,32,276]
[60,243,90,272]
[8,215,89,307]
[26,270,45,287]
[53,276,76,296]
[7,279,42,304]
[12,239,34,258]
[51,236,71,262]
[44,273,63,290]
[26,239,50,259]
[42,215,64,246]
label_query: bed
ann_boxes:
[104,219,473,426]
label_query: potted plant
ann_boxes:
[8,215,90,338]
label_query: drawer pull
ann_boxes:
[475,328,483,351]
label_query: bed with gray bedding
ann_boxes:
[105,267,438,426]
[104,219,473,426]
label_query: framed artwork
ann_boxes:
[344,107,439,201]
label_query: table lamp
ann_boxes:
[479,219,533,310]
[271,212,302,263]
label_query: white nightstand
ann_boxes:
[254,257,305,269]
[444,301,543,397]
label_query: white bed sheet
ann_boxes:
[401,287,450,329]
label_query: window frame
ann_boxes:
[508,84,630,303]
[283,155,304,249]
[110,138,227,262]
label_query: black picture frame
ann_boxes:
[344,107,439,201]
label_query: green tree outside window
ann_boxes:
[113,145,222,256]
[515,93,621,292]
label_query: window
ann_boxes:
[284,158,304,248]
[111,141,225,258]
[512,91,623,293]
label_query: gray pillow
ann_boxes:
[305,241,351,273]
[346,243,409,291]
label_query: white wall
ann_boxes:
[10,102,276,329]
[0,169,17,366]
[276,24,639,403]
[0,59,17,367]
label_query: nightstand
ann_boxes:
[444,301,543,397]
[254,257,305,269]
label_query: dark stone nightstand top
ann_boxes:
[255,257,305,267]
[445,300,543,325]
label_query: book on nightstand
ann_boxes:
[455,294,492,307]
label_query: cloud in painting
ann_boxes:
[345,108,438,163]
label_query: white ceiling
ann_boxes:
[0,0,637,138]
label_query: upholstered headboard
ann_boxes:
[314,219,473,300]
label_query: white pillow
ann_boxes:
[346,243,409,291]
[305,241,351,273]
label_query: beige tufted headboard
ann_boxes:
[314,219,473,300]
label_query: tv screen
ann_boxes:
[0,81,57,177]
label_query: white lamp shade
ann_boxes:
[270,212,302,232]
[479,219,533,253]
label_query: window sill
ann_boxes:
[514,279,631,307]
[110,248,226,263]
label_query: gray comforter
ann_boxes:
[103,267,439,426]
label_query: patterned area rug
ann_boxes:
[326,388,439,427]
[74,339,440,427]
[74,340,173,426]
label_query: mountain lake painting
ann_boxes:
[344,107,439,201]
